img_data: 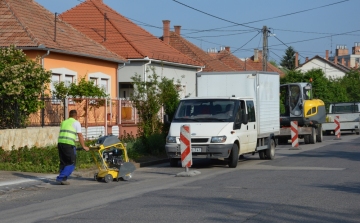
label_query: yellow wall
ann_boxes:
[25,50,119,98]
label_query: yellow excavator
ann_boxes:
[279,81,326,144]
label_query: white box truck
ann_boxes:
[322,102,360,135]
[165,71,280,168]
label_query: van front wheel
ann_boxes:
[228,144,239,168]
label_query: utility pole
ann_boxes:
[262,26,268,71]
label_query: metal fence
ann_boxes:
[27,98,139,128]
[28,97,66,127]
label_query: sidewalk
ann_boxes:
[0,158,169,188]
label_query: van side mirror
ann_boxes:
[242,110,248,125]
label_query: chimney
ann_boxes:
[225,46,230,52]
[174,26,181,35]
[341,58,345,65]
[295,52,298,67]
[162,20,170,44]
[336,45,348,56]
[325,50,329,60]
[352,42,360,55]
[305,57,309,62]
[334,56,338,64]
[254,49,259,62]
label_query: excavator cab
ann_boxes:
[280,82,326,127]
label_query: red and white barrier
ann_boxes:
[334,116,341,139]
[291,121,299,148]
[180,125,192,168]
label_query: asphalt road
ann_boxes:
[0,133,359,223]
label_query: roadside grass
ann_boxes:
[0,134,167,173]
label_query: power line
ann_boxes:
[172,0,261,30]
[171,0,349,35]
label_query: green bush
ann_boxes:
[0,144,94,173]
[0,133,166,173]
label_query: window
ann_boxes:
[100,78,108,93]
[50,68,77,95]
[246,100,256,122]
[88,72,111,96]
[51,74,61,94]
[90,77,98,85]
[65,75,74,87]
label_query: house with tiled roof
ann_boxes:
[208,46,255,71]
[296,50,351,79]
[60,0,203,99]
[0,0,127,99]
[161,22,285,78]
[162,21,234,72]
[244,49,285,77]
[1,0,132,139]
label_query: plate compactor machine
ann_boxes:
[90,135,136,183]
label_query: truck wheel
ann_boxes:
[169,158,179,167]
[265,139,275,160]
[228,144,239,168]
[259,150,266,159]
[309,127,317,144]
[316,126,323,142]
[304,135,310,144]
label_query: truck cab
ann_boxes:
[165,97,255,168]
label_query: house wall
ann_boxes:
[25,50,119,98]
[296,58,345,79]
[118,60,198,98]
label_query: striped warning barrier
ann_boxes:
[291,121,299,148]
[180,125,192,168]
[334,116,341,139]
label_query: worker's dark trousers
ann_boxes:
[56,143,76,182]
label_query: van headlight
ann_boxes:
[166,136,177,143]
[211,136,227,143]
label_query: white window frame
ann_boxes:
[50,68,77,104]
[88,72,111,95]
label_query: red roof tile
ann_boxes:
[0,0,126,63]
[247,56,285,77]
[214,49,256,71]
[60,0,201,67]
[168,31,234,72]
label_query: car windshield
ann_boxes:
[173,99,238,122]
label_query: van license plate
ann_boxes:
[192,148,201,152]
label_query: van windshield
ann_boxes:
[173,99,238,122]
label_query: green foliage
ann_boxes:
[340,69,360,102]
[280,68,360,111]
[158,77,181,135]
[280,46,297,71]
[130,66,181,155]
[0,145,94,173]
[0,45,52,128]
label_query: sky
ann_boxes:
[35,0,360,65]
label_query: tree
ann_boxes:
[340,69,360,102]
[280,46,297,70]
[52,77,108,100]
[0,45,52,129]
[130,66,181,154]
[52,76,109,121]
